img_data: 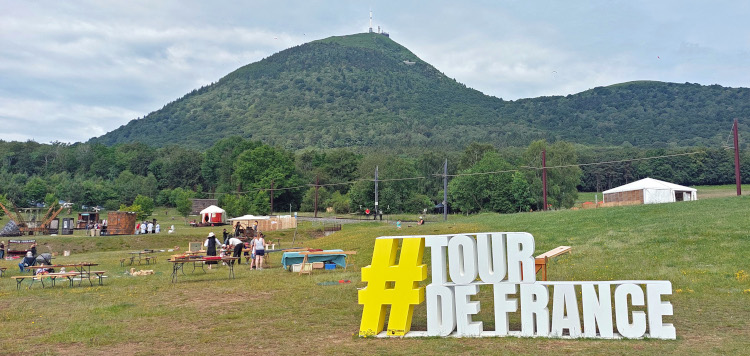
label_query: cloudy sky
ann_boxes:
[1,1,749,143]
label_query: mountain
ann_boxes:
[90,33,750,150]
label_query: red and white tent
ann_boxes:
[199,205,226,224]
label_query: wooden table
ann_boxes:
[127,250,155,265]
[535,246,572,281]
[24,263,100,286]
[168,257,238,283]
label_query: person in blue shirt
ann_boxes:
[18,251,35,272]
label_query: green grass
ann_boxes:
[2,196,750,355]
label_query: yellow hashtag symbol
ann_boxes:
[358,237,426,337]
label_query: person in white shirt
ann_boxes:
[147,222,154,234]
[252,233,266,270]
[155,223,160,233]
[140,222,146,234]
[224,236,244,265]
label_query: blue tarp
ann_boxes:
[281,249,347,269]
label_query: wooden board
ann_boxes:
[535,246,571,259]
[188,242,203,252]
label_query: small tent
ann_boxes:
[603,178,697,205]
[199,205,226,224]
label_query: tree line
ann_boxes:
[0,138,747,219]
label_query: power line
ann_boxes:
[205,150,704,196]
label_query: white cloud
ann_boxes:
[0,97,142,143]
[0,1,749,143]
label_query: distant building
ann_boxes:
[602,178,697,205]
[190,199,218,215]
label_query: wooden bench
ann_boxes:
[0,267,7,277]
[11,276,28,289]
[11,273,78,289]
[535,246,572,281]
[90,271,107,285]
[37,273,78,288]
[68,271,107,286]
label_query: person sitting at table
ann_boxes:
[225,235,244,265]
[251,232,267,270]
[18,251,35,272]
[204,232,221,269]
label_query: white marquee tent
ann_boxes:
[199,205,226,224]
[603,177,697,205]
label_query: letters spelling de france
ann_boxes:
[358,232,676,340]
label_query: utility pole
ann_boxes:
[314,175,320,218]
[374,166,379,220]
[542,150,548,211]
[269,180,274,215]
[734,119,741,196]
[443,159,448,221]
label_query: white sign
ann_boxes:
[382,232,676,339]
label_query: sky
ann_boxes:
[1,1,749,144]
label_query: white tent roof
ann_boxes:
[603,178,697,194]
[227,215,270,221]
[199,205,226,214]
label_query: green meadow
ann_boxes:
[1,194,750,355]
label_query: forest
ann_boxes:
[89,33,750,152]
[1,137,747,219]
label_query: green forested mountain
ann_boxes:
[90,33,750,150]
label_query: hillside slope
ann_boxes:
[91,33,750,150]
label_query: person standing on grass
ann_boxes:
[396,220,402,229]
[0,241,5,259]
[155,223,160,233]
[252,232,266,270]
[225,235,244,265]
[222,228,229,244]
[204,232,221,270]
[148,221,154,234]
[140,222,146,234]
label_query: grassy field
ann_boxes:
[1,193,750,355]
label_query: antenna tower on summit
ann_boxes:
[369,10,373,33]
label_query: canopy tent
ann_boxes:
[199,205,226,224]
[603,177,697,205]
[227,215,296,231]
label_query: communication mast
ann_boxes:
[369,10,373,33]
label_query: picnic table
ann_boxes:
[535,246,572,281]
[12,272,79,289]
[125,250,156,265]
[21,263,101,287]
[168,257,238,283]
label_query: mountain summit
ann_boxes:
[91,33,749,150]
